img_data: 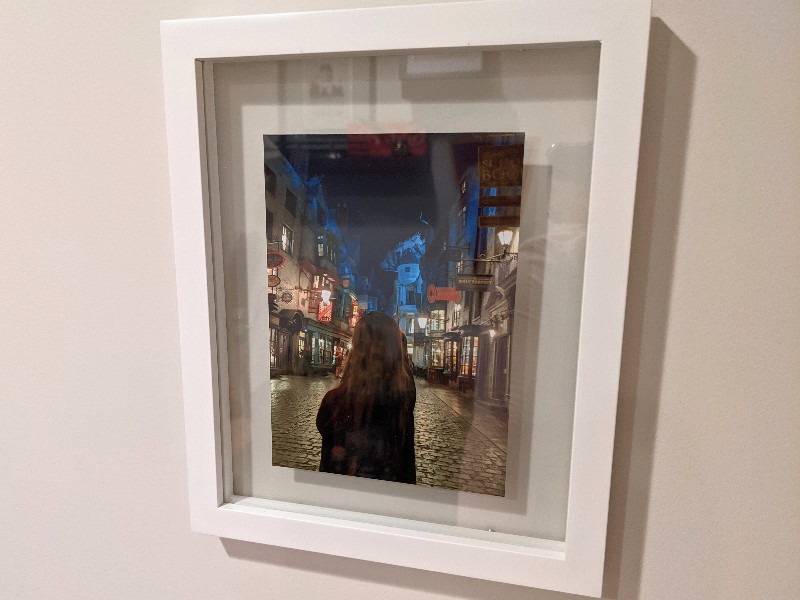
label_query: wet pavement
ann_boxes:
[271,374,508,495]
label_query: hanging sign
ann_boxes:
[479,194,521,208]
[478,215,520,228]
[318,301,333,323]
[268,275,281,287]
[478,144,524,188]
[427,283,437,303]
[427,283,461,303]
[436,287,461,302]
[267,251,286,269]
[455,273,493,291]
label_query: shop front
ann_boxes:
[457,325,485,393]
[278,309,306,375]
[443,332,460,386]
[268,312,286,376]
[426,332,447,384]
[306,318,352,376]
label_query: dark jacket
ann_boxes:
[316,386,416,484]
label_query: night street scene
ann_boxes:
[265,132,524,496]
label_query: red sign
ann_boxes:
[267,251,285,269]
[427,283,437,304]
[436,287,461,302]
[346,128,428,158]
[318,302,333,323]
[427,283,461,303]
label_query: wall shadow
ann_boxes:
[221,537,583,600]
[602,18,696,600]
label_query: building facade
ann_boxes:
[264,142,366,377]
[398,159,519,409]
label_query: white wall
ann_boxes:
[1,1,797,599]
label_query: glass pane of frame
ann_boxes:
[212,45,599,540]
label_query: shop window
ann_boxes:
[269,328,278,368]
[445,340,459,374]
[311,334,319,363]
[460,336,478,377]
[431,339,444,367]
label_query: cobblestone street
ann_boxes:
[271,375,508,495]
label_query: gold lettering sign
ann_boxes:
[478,145,524,188]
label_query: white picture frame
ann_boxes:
[160,1,650,596]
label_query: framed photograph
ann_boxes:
[161,1,650,596]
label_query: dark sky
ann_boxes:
[270,133,440,301]
[268,133,522,302]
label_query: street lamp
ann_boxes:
[320,287,332,304]
[417,313,428,329]
[497,227,513,251]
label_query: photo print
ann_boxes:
[264,132,525,496]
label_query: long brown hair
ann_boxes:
[337,311,414,428]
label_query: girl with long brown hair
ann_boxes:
[316,311,416,483]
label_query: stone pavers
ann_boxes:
[271,375,508,496]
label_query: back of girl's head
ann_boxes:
[339,311,413,419]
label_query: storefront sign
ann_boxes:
[427,283,461,303]
[478,215,520,228]
[267,251,286,269]
[318,301,333,323]
[479,194,521,208]
[455,273,493,291]
[477,144,524,187]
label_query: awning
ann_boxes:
[460,324,489,337]
[307,318,352,339]
[298,259,317,275]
